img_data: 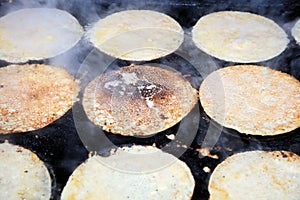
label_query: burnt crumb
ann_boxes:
[24,170,28,173]
[0,85,4,88]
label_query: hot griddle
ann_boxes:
[0,0,299,199]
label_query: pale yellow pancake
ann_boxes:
[61,145,195,200]
[0,142,51,200]
[0,8,83,63]
[86,10,184,61]
[292,19,300,44]
[192,11,289,63]
[209,150,300,200]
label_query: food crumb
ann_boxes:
[203,166,211,173]
[166,134,175,140]
[196,148,219,159]
[225,147,233,151]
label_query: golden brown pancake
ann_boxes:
[61,145,195,200]
[192,11,289,63]
[82,64,198,136]
[86,10,184,61]
[0,64,79,134]
[199,65,300,136]
[209,150,300,200]
[0,142,51,200]
[0,8,83,63]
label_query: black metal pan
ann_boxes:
[0,0,299,199]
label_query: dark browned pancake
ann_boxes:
[83,64,198,136]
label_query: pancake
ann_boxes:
[61,145,195,200]
[199,65,300,136]
[86,10,184,61]
[208,150,300,200]
[0,64,79,134]
[192,11,289,63]
[0,142,51,200]
[0,8,83,63]
[292,19,300,44]
[82,64,198,136]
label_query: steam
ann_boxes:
[0,0,298,145]
[0,2,298,200]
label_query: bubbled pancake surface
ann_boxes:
[82,64,198,136]
[0,142,51,200]
[0,64,79,134]
[199,65,300,136]
[209,151,300,200]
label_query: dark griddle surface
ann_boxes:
[0,0,299,199]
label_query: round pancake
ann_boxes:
[0,64,79,134]
[199,65,300,136]
[61,145,195,200]
[192,11,289,63]
[0,8,83,63]
[208,150,300,200]
[82,64,198,136]
[0,142,51,200]
[86,10,184,61]
[292,19,300,44]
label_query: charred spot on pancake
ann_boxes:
[280,151,288,158]
[137,81,163,100]
[160,114,168,119]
